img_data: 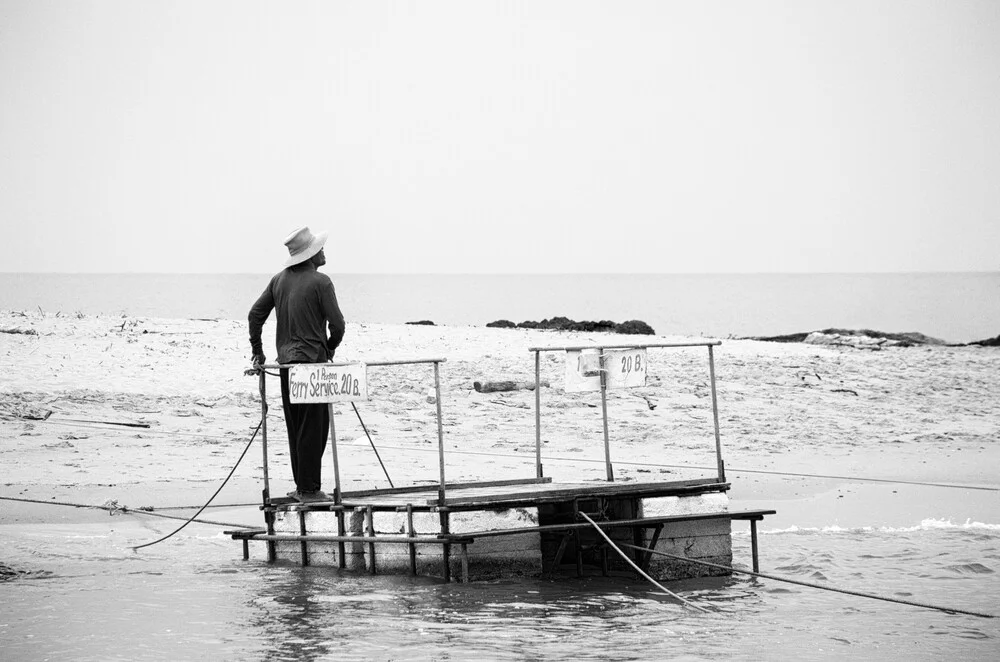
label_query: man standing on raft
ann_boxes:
[248,227,346,503]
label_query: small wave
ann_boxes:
[762,518,1000,535]
[942,563,994,575]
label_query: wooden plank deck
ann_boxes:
[271,477,729,512]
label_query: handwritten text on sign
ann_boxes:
[564,348,647,392]
[288,363,368,403]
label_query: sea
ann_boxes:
[0,271,998,343]
[2,272,999,659]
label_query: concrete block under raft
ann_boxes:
[641,492,732,580]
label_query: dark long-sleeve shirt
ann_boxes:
[248,263,346,364]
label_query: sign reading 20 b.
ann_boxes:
[288,363,369,403]
[564,348,647,392]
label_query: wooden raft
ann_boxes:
[227,477,775,582]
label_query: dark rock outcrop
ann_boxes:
[405,320,436,326]
[968,334,1000,347]
[615,320,656,335]
[486,316,655,335]
[753,328,946,348]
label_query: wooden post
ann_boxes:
[264,509,276,564]
[534,350,542,479]
[708,345,725,483]
[439,510,451,582]
[750,519,760,573]
[460,543,470,583]
[573,499,584,577]
[548,532,571,579]
[407,504,417,575]
[434,361,447,506]
[643,524,665,572]
[598,349,613,481]
[298,510,309,566]
[365,505,377,575]
[329,403,342,504]
[336,509,346,569]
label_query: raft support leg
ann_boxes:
[264,506,276,564]
[336,510,346,569]
[440,511,451,583]
[750,519,760,573]
[365,505,377,575]
[298,510,309,567]
[548,532,571,579]
[407,504,417,576]
[641,524,664,572]
[460,543,470,583]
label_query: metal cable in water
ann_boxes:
[617,542,995,619]
[131,419,262,551]
[577,512,708,613]
[0,495,254,529]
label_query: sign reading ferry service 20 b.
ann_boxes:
[564,348,647,392]
[288,363,368,403]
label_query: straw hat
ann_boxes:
[283,226,328,267]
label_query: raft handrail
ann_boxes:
[252,357,450,507]
[530,340,726,484]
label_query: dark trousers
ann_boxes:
[279,368,329,493]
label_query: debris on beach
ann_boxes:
[0,563,26,581]
[0,396,52,422]
[0,327,38,335]
[473,379,550,393]
[486,316,655,335]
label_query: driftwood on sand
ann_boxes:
[473,380,550,393]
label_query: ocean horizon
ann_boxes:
[1,271,997,344]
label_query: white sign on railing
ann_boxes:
[564,348,647,392]
[288,363,368,403]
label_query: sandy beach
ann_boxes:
[1,309,996,531]
[2,309,999,660]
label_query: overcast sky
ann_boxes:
[1,1,997,274]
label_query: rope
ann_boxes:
[577,512,708,613]
[0,495,255,529]
[131,418,262,551]
[122,508,255,529]
[351,402,393,487]
[617,542,995,619]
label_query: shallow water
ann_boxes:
[1,516,997,660]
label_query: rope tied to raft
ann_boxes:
[130,418,262,551]
[0,494,256,529]
[615,541,995,620]
[577,511,708,613]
